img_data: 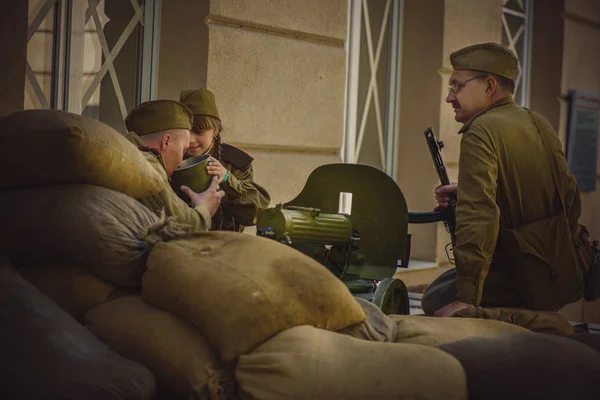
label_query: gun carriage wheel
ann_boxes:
[372,277,409,315]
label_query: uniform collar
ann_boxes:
[124,131,167,171]
[458,96,515,134]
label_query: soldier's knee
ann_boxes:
[421,290,443,316]
[421,282,456,316]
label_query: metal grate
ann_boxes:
[25,0,159,126]
[501,0,533,107]
[344,0,403,179]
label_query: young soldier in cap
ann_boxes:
[180,89,271,232]
[422,43,594,317]
[124,99,224,231]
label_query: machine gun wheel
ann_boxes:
[372,277,409,315]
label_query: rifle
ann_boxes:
[407,127,457,263]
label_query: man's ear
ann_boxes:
[486,76,498,95]
[160,133,171,150]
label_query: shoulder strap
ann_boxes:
[221,143,254,172]
[526,110,567,216]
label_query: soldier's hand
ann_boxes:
[206,158,229,183]
[181,178,225,216]
[433,301,469,317]
[434,182,457,210]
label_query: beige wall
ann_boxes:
[157,0,210,101]
[557,0,600,323]
[203,0,348,206]
[156,0,346,206]
[0,1,27,117]
[397,0,444,262]
[530,0,564,132]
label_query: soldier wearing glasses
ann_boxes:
[422,43,595,318]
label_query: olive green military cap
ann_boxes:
[450,42,518,80]
[179,89,221,121]
[125,99,193,136]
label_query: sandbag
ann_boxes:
[236,325,468,400]
[438,332,600,400]
[390,314,528,346]
[84,296,232,400]
[0,109,165,198]
[0,256,156,400]
[568,333,600,353]
[0,184,170,287]
[337,297,396,342]
[142,232,367,361]
[454,305,575,336]
[17,263,128,320]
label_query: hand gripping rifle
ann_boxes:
[407,127,457,263]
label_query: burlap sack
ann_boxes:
[236,325,468,400]
[390,314,528,346]
[17,263,128,320]
[0,109,165,198]
[438,332,600,400]
[454,305,576,336]
[0,256,156,400]
[0,184,174,287]
[84,296,232,400]
[568,333,600,353]
[337,297,396,342]
[142,232,367,361]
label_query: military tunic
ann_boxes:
[206,143,271,232]
[431,97,587,311]
[125,132,212,232]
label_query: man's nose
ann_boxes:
[445,91,455,103]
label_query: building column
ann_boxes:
[0,2,27,117]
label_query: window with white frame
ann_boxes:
[501,0,533,107]
[343,0,403,179]
[25,0,160,132]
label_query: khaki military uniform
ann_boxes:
[125,132,211,232]
[422,97,590,314]
[206,143,271,232]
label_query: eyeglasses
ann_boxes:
[448,75,488,94]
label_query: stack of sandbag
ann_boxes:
[0,256,156,399]
[0,109,165,197]
[17,263,128,320]
[454,304,576,336]
[437,332,600,399]
[235,325,468,400]
[0,109,185,290]
[141,231,369,362]
[0,110,197,396]
[390,313,529,345]
[0,184,167,288]
[339,297,529,345]
[82,230,370,398]
[83,296,232,400]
